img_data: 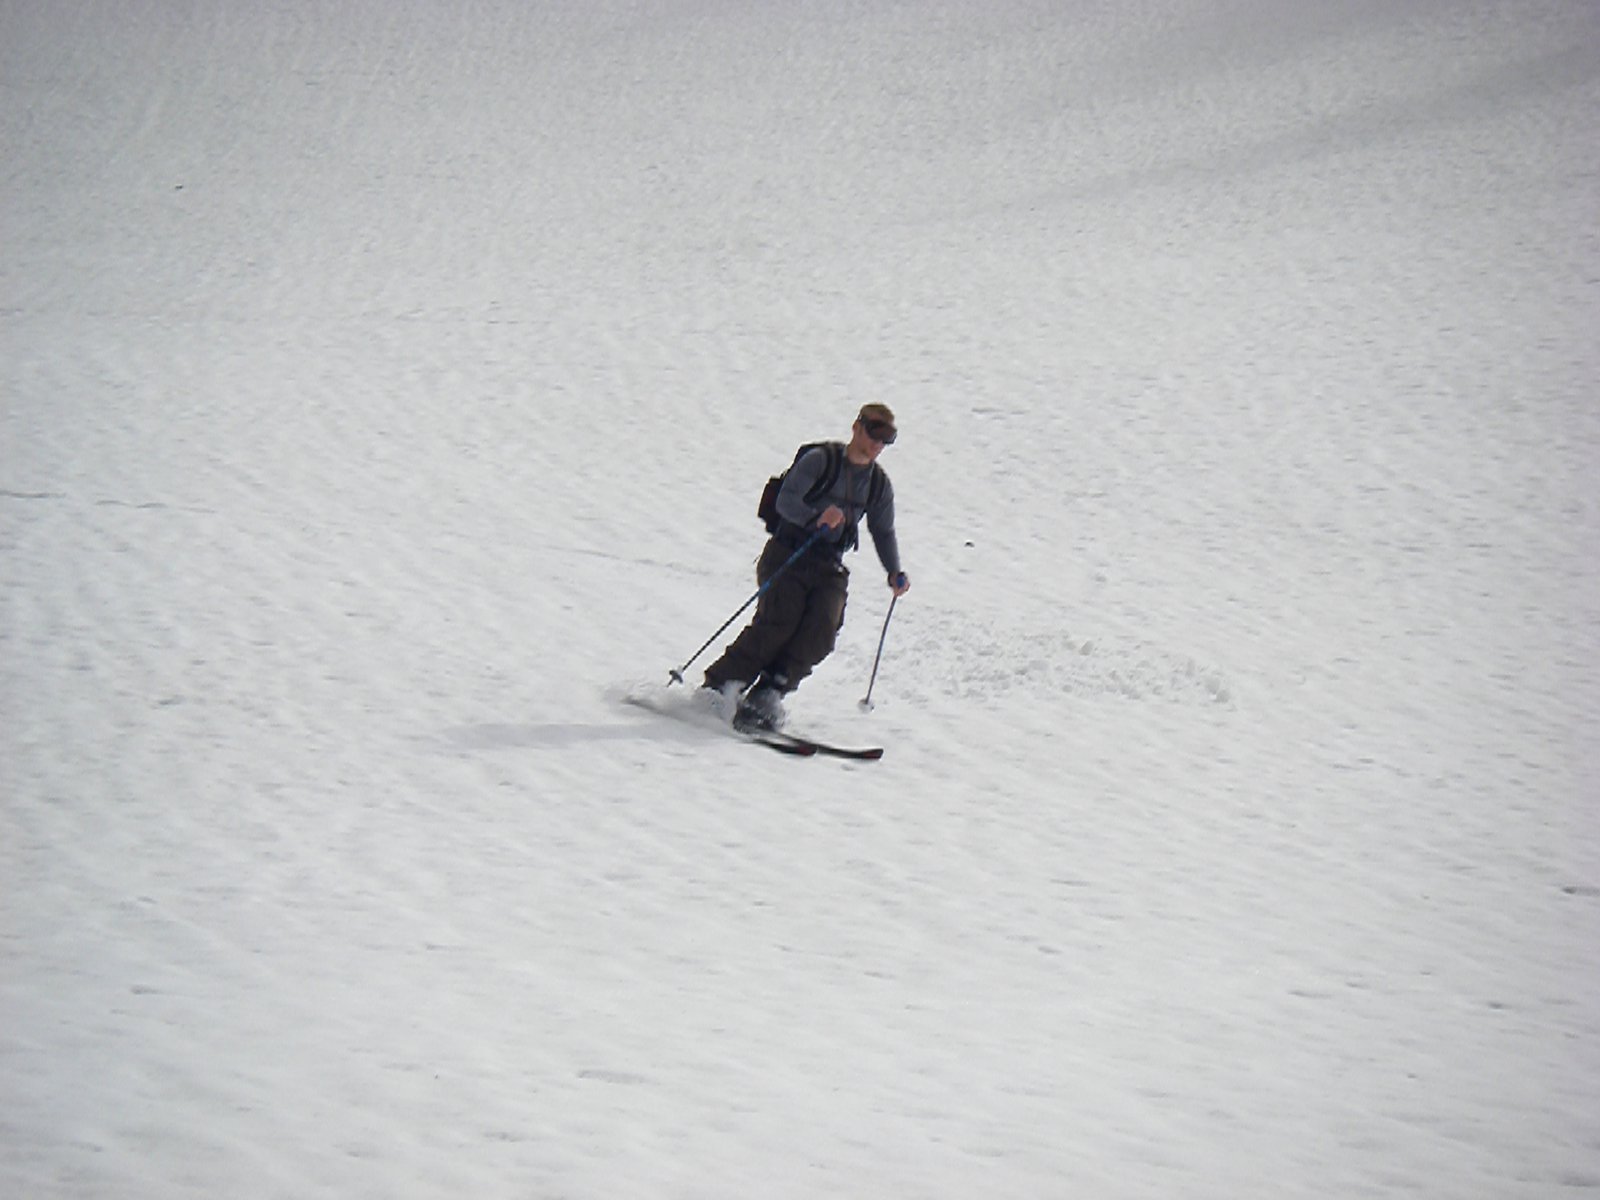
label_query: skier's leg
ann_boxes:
[702,540,809,690]
[768,566,848,693]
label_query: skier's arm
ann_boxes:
[775,447,830,527]
[865,477,906,591]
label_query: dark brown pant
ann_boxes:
[702,537,848,694]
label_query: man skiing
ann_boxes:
[702,404,910,731]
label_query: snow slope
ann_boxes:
[4,2,1598,1196]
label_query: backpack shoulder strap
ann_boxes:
[800,441,845,505]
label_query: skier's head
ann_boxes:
[855,403,897,447]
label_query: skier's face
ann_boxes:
[861,417,896,446]
[853,419,895,459]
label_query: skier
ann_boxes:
[702,404,910,730]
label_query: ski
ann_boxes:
[624,693,814,755]
[753,728,884,761]
[623,693,882,760]
[744,732,819,757]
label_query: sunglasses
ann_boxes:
[861,419,897,445]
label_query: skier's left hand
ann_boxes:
[889,571,910,596]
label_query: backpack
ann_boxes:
[757,441,885,550]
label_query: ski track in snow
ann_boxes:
[3,2,1599,1198]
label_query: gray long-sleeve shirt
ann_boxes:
[776,444,901,577]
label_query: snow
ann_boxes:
[3,1,1598,1196]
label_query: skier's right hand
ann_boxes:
[817,505,846,530]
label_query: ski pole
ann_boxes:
[858,590,899,711]
[668,528,825,685]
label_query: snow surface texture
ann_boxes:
[4,2,1598,1197]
